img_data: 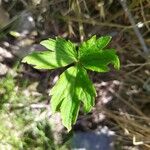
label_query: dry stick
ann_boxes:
[109,88,147,118]
[76,0,85,41]
[61,16,127,28]
[123,62,150,67]
[104,109,150,133]
[140,0,150,31]
[119,0,150,54]
[58,15,150,31]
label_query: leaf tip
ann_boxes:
[67,127,72,132]
[21,57,27,63]
[114,57,121,70]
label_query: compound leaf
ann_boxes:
[22,35,120,131]
[50,65,96,131]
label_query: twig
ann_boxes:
[119,0,149,54]
[109,88,147,117]
[126,64,145,76]
[123,62,150,67]
[55,14,150,31]
[59,16,128,28]
[140,0,150,31]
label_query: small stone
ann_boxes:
[0,47,13,59]
[0,63,8,75]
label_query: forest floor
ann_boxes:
[0,0,150,150]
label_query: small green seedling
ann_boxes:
[22,35,120,131]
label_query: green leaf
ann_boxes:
[80,49,120,72]
[96,36,112,50]
[75,65,96,112]
[22,38,78,70]
[50,65,96,130]
[60,97,80,131]
[40,38,56,51]
[79,35,112,58]
[40,37,77,57]
[79,35,97,57]
[50,66,78,113]
[50,66,79,131]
